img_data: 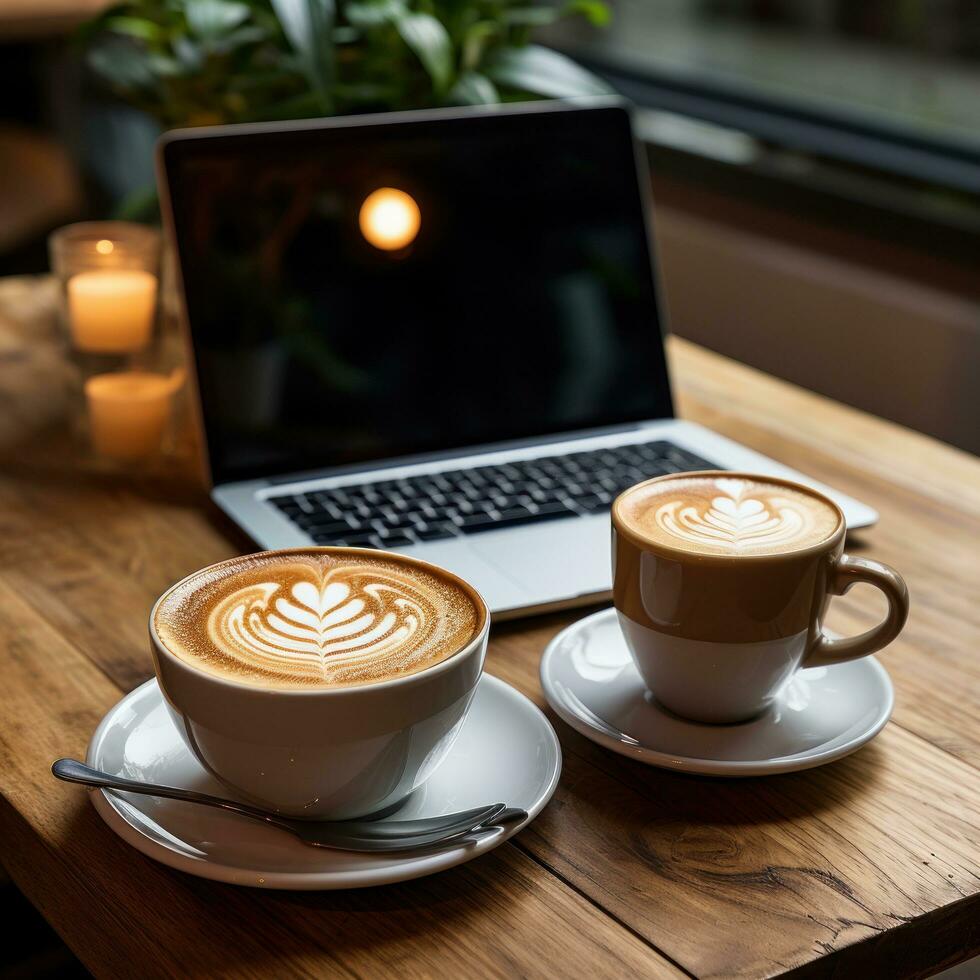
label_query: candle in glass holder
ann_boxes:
[85,371,180,460]
[67,269,158,353]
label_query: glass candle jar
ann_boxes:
[49,222,161,354]
[84,369,184,461]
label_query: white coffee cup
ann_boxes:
[612,472,909,724]
[149,550,490,820]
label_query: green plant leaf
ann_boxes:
[565,0,611,27]
[173,36,204,70]
[460,19,498,71]
[212,25,269,51]
[270,0,336,112]
[501,7,561,27]
[87,37,158,90]
[484,44,613,98]
[185,0,251,40]
[345,0,406,28]
[395,12,453,94]
[147,52,184,76]
[270,0,330,51]
[448,70,498,105]
[104,16,164,42]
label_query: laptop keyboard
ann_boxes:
[267,440,717,548]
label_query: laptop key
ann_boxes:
[636,461,670,477]
[303,520,358,538]
[669,449,715,470]
[310,498,346,519]
[523,487,552,504]
[381,532,416,547]
[294,512,359,530]
[495,505,534,521]
[414,524,458,541]
[568,492,603,511]
[532,501,579,518]
[457,507,575,535]
[454,513,497,532]
[270,495,308,513]
[374,516,418,531]
[421,504,461,522]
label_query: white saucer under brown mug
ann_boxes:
[611,471,909,724]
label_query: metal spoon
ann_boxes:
[53,759,526,852]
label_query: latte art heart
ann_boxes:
[618,476,839,557]
[210,575,431,678]
[154,551,483,689]
[655,484,807,551]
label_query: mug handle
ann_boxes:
[804,554,910,668]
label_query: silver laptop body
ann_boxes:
[159,99,876,619]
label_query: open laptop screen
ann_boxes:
[161,101,672,485]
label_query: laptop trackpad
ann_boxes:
[402,538,531,612]
[472,516,612,602]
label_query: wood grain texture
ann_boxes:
[0,336,978,978]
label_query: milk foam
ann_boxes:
[618,477,839,556]
[154,551,482,689]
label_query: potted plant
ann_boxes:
[82,0,613,129]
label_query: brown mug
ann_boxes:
[611,471,909,723]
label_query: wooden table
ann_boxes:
[1,337,978,979]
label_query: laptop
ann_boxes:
[158,98,877,618]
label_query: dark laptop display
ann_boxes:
[162,103,672,485]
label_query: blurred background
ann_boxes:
[545,0,980,455]
[1,0,978,451]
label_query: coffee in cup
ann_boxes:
[612,472,909,723]
[617,474,840,557]
[150,548,489,819]
[154,549,481,690]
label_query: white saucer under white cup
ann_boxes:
[540,607,893,776]
[86,674,560,889]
